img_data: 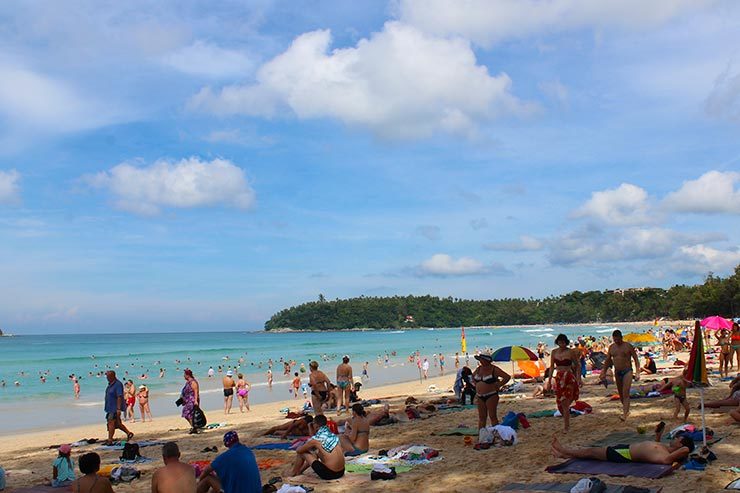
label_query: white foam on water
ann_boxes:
[523,328,553,333]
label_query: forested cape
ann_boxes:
[264,266,740,330]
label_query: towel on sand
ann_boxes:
[7,487,58,493]
[432,427,479,436]
[500,482,661,492]
[97,440,165,451]
[526,409,558,419]
[253,442,293,450]
[546,459,675,479]
[345,463,413,474]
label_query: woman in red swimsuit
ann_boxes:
[548,334,582,433]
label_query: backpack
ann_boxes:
[193,406,207,429]
[120,442,140,461]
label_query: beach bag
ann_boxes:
[110,465,140,483]
[193,406,207,429]
[478,427,494,444]
[120,442,140,461]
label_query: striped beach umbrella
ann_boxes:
[491,345,538,362]
[686,320,709,447]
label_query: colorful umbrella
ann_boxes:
[700,315,733,331]
[461,327,467,354]
[685,320,709,447]
[491,345,538,362]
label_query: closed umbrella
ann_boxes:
[461,327,467,354]
[685,320,709,447]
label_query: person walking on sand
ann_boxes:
[235,373,251,412]
[103,371,133,446]
[181,369,200,434]
[422,358,430,379]
[599,330,640,421]
[718,329,732,378]
[308,361,332,415]
[222,370,236,415]
[152,442,196,493]
[336,356,353,413]
[138,384,153,422]
[548,334,581,433]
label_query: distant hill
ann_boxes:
[264,266,740,331]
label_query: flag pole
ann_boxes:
[700,386,707,448]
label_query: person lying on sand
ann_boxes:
[291,414,345,480]
[551,422,693,465]
[703,375,740,408]
[263,415,314,439]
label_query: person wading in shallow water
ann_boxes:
[600,329,640,421]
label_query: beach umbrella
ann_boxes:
[461,327,467,354]
[623,332,658,344]
[685,321,709,447]
[491,345,538,377]
[700,315,733,331]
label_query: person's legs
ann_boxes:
[115,415,132,438]
[681,398,690,422]
[704,398,740,408]
[343,386,351,410]
[672,397,680,419]
[561,397,572,432]
[311,393,324,415]
[106,417,116,444]
[196,474,221,493]
[476,396,488,429]
[139,404,146,422]
[485,394,500,426]
[292,452,315,476]
[551,436,607,460]
[619,370,633,420]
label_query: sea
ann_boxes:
[0,324,652,433]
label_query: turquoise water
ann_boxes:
[0,324,649,432]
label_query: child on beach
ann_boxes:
[658,373,690,422]
[292,373,301,399]
[51,444,75,488]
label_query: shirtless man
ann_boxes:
[600,330,640,421]
[551,423,693,465]
[222,371,236,415]
[335,356,354,413]
[308,361,332,416]
[291,415,345,480]
[151,442,196,493]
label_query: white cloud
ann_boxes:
[549,227,677,266]
[397,0,716,47]
[189,22,536,139]
[0,169,20,204]
[203,128,276,147]
[705,64,740,121]
[676,244,740,274]
[538,79,569,107]
[484,235,543,252]
[419,253,486,276]
[416,225,441,240]
[85,157,256,215]
[162,40,256,79]
[575,183,653,226]
[663,170,740,214]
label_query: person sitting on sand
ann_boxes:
[152,442,196,493]
[51,443,75,488]
[71,453,114,493]
[640,353,657,375]
[340,403,370,456]
[308,361,332,416]
[658,372,690,422]
[263,415,314,439]
[455,366,476,405]
[551,423,693,465]
[472,353,510,429]
[703,375,740,408]
[291,414,345,480]
[197,432,261,493]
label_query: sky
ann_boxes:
[1,0,740,334]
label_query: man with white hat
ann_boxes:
[222,370,236,415]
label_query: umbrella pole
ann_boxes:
[700,386,707,448]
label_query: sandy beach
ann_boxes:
[1,352,738,493]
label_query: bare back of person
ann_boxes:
[152,461,196,493]
[315,438,345,472]
[72,474,114,493]
[222,376,235,390]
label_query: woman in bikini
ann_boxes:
[236,373,251,412]
[472,353,510,429]
[718,329,732,378]
[548,334,582,433]
[340,403,370,456]
[71,453,114,493]
[137,385,152,422]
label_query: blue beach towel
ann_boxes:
[252,442,293,450]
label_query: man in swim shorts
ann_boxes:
[600,330,640,421]
[551,423,693,465]
[222,371,236,415]
[308,361,332,415]
[335,356,353,413]
[291,415,345,480]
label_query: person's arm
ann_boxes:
[296,438,318,454]
[571,349,582,385]
[116,383,124,414]
[548,352,555,387]
[151,470,159,493]
[199,464,214,480]
[192,380,200,405]
[631,345,641,381]
[495,367,511,389]
[664,447,690,464]
[600,351,613,381]
[52,463,58,480]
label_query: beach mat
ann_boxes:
[253,442,293,450]
[345,463,414,474]
[7,486,58,493]
[500,482,661,492]
[527,409,557,419]
[591,432,661,447]
[433,427,478,436]
[546,459,675,479]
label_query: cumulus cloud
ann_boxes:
[416,225,441,240]
[484,235,543,252]
[705,64,740,122]
[663,170,740,214]
[675,244,740,274]
[397,0,715,47]
[419,254,485,276]
[0,169,20,204]
[549,227,678,266]
[574,183,653,226]
[162,40,256,79]
[85,157,255,215]
[189,22,536,139]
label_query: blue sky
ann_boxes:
[1,0,739,333]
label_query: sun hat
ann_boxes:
[474,353,493,362]
[59,444,72,454]
[139,385,146,389]
[226,370,233,376]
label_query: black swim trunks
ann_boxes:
[223,388,234,397]
[311,460,344,480]
[605,444,632,463]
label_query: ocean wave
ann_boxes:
[523,328,553,333]
[73,401,103,407]
[595,329,615,333]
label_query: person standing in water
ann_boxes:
[335,356,353,413]
[222,370,236,415]
[73,379,80,399]
[236,373,251,412]
[600,330,640,421]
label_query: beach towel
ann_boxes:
[499,482,662,492]
[118,456,153,464]
[433,427,479,436]
[96,440,165,451]
[257,458,286,470]
[527,409,557,418]
[345,463,413,474]
[546,459,676,479]
[253,442,293,450]
[4,487,58,493]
